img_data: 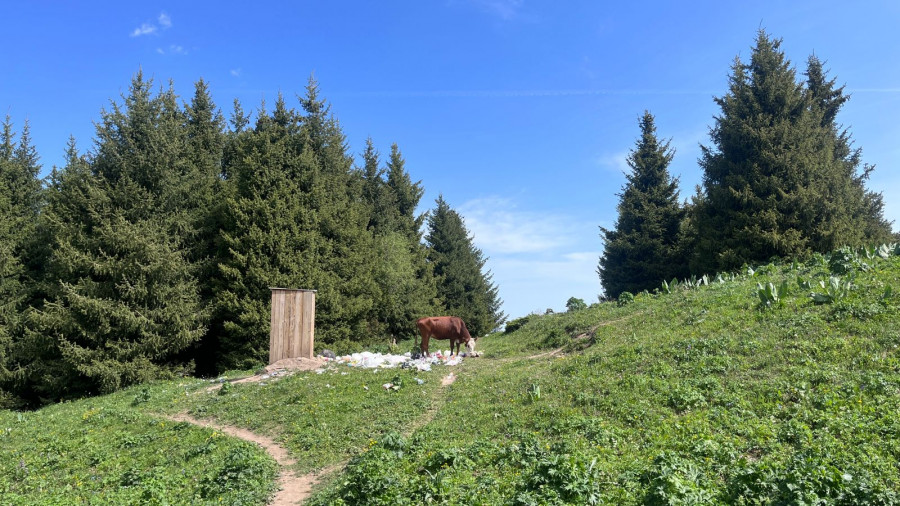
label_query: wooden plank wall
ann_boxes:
[269,289,316,364]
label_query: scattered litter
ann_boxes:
[414,377,425,385]
[315,368,326,374]
[363,385,369,391]
[382,382,400,391]
[327,350,467,371]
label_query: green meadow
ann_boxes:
[4,247,900,504]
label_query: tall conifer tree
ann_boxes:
[692,32,894,274]
[19,74,206,399]
[425,196,504,337]
[215,80,382,368]
[360,141,438,340]
[693,32,834,272]
[803,56,893,247]
[599,112,685,298]
[0,118,43,405]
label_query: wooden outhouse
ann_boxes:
[269,288,316,363]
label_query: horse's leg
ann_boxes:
[421,334,430,356]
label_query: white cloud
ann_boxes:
[156,47,164,54]
[453,196,603,318]
[491,253,602,317]
[170,44,187,55]
[596,150,629,175]
[230,68,242,77]
[130,23,157,37]
[130,12,171,38]
[458,197,586,254]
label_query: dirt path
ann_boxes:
[402,371,459,439]
[165,413,332,505]
[173,360,462,503]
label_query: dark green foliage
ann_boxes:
[0,73,489,401]
[214,82,382,369]
[13,74,207,401]
[358,140,439,340]
[691,31,892,274]
[599,112,686,298]
[386,143,428,241]
[505,314,535,333]
[0,117,43,406]
[804,55,894,248]
[425,195,506,336]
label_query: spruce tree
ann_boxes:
[362,142,438,340]
[692,31,833,273]
[425,195,505,337]
[215,82,382,368]
[386,143,427,240]
[803,56,893,247]
[692,32,895,274]
[599,111,685,298]
[19,74,205,399]
[0,184,20,404]
[215,96,317,368]
[0,118,43,405]
[359,137,392,233]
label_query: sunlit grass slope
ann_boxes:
[311,247,900,504]
[0,379,278,505]
[3,246,900,505]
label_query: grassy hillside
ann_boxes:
[3,246,900,504]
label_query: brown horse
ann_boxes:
[415,316,477,356]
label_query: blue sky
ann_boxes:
[2,1,899,319]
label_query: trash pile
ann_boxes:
[324,350,469,372]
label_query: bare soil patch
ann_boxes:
[204,357,328,393]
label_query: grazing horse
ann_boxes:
[415,316,477,356]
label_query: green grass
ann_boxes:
[4,247,900,504]
[0,379,278,505]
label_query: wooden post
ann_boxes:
[269,288,316,364]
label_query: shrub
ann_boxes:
[617,292,635,306]
[505,315,535,333]
[541,329,569,349]
[566,297,587,312]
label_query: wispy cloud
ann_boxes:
[458,197,587,254]
[454,196,603,316]
[596,150,629,175]
[130,12,172,37]
[230,68,242,77]
[155,45,188,55]
[470,0,524,20]
[130,23,157,37]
